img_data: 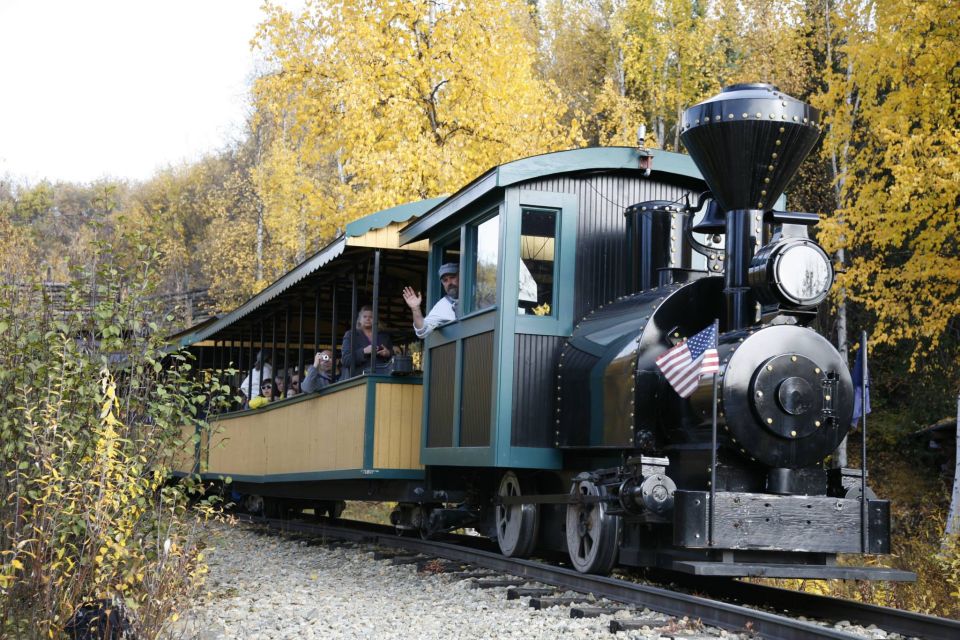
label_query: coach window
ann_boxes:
[469,213,499,313]
[518,208,557,317]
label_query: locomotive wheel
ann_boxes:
[565,478,620,574]
[495,471,539,558]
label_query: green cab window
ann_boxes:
[518,208,557,317]
[471,214,499,312]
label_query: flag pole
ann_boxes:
[709,319,720,546]
[860,330,869,553]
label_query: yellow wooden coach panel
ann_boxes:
[202,379,423,478]
[373,382,424,469]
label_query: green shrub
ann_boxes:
[0,243,233,639]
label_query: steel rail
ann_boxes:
[242,516,865,640]
[695,577,960,640]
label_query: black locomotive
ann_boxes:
[548,84,901,577]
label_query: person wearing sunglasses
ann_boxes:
[302,350,335,393]
[248,380,274,409]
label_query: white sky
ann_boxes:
[0,0,300,185]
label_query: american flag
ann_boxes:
[656,323,720,398]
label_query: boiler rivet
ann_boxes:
[790,430,797,437]
[757,390,763,397]
[766,418,773,424]
[766,365,773,371]
[815,420,821,427]
[825,395,832,401]
[791,356,797,362]
[815,368,821,374]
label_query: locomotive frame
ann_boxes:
[173,86,913,581]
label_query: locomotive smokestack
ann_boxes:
[679,83,821,330]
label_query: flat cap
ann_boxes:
[438,262,459,277]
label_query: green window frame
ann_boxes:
[504,189,577,336]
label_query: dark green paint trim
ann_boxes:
[363,378,377,469]
[201,469,425,483]
[512,190,578,336]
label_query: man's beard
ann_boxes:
[446,285,459,299]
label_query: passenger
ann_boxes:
[248,380,273,409]
[273,373,288,399]
[240,350,273,403]
[287,369,302,396]
[341,305,394,376]
[302,350,335,392]
[403,262,458,339]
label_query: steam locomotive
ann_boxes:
[178,84,910,580]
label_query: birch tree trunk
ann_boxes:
[946,394,960,540]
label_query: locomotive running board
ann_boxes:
[664,560,915,581]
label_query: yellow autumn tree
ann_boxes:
[816,0,960,365]
[619,0,729,150]
[538,0,635,145]
[252,0,579,235]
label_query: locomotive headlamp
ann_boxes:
[749,238,833,308]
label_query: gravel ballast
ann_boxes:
[165,520,904,640]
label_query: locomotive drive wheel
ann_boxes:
[495,471,539,558]
[566,478,620,574]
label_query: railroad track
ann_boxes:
[237,515,958,640]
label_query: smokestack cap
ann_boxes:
[680,84,821,213]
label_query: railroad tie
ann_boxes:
[569,606,631,619]
[441,570,500,580]
[506,587,556,600]
[528,596,594,610]
[468,578,528,589]
[416,559,469,572]
[609,618,671,633]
